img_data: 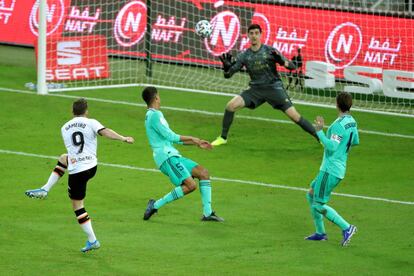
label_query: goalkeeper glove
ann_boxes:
[219,53,233,72]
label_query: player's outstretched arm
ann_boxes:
[220,53,242,79]
[314,116,341,152]
[180,136,212,150]
[284,59,297,70]
[271,49,296,70]
[99,128,134,144]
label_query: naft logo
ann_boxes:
[57,41,81,65]
[205,11,240,56]
[29,0,65,36]
[240,12,270,50]
[325,22,362,69]
[114,1,147,47]
[252,12,270,45]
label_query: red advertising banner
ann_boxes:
[35,35,110,81]
[0,0,70,45]
[243,2,414,77]
[1,0,413,78]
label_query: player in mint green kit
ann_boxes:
[141,86,224,222]
[305,92,359,246]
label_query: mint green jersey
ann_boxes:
[316,114,359,179]
[144,108,183,168]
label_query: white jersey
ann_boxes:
[61,117,105,174]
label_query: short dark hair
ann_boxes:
[336,92,353,112]
[142,86,158,106]
[73,98,88,115]
[248,24,262,33]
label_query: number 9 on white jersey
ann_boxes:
[61,117,105,174]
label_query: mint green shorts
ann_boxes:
[310,171,341,204]
[160,156,198,186]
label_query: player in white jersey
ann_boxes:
[25,98,134,252]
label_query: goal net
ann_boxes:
[35,0,414,114]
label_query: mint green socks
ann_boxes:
[309,195,350,231]
[321,204,350,231]
[307,193,326,234]
[153,180,213,216]
[154,186,184,209]
[199,180,212,216]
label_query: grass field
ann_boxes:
[1,45,414,275]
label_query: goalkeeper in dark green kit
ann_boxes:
[212,24,317,146]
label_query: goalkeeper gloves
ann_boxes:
[285,60,297,70]
[219,53,233,72]
[271,49,297,70]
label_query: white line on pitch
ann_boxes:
[1,87,414,140]
[1,149,413,206]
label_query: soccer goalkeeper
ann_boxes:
[212,24,317,146]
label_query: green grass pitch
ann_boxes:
[0,45,414,275]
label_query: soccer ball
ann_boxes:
[195,20,213,38]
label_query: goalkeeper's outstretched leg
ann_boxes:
[212,95,245,146]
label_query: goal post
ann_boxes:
[36,0,47,95]
[35,0,413,115]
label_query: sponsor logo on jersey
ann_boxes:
[331,134,343,143]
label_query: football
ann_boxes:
[195,20,213,38]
